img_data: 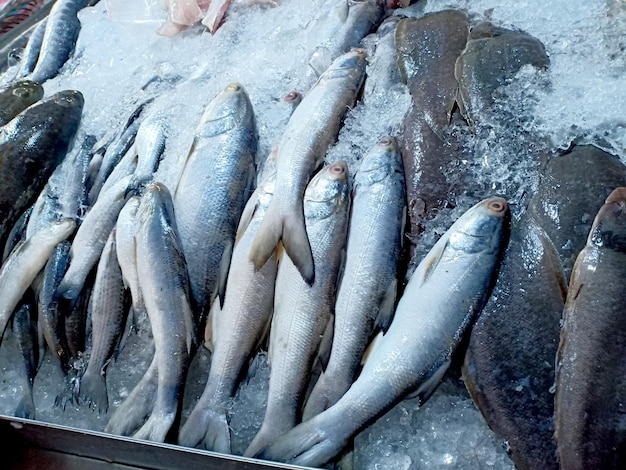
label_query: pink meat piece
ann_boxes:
[201,0,231,34]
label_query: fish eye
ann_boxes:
[487,198,507,212]
[330,163,347,175]
[227,83,242,92]
[352,48,367,57]
[284,91,300,102]
[380,137,393,146]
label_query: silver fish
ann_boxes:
[173,82,257,319]
[132,182,195,442]
[249,49,366,285]
[16,18,47,78]
[245,161,351,457]
[303,136,405,421]
[255,197,509,467]
[178,156,278,454]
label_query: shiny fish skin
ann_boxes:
[0,219,76,347]
[174,83,257,319]
[12,294,38,420]
[303,137,405,421]
[555,187,626,470]
[362,16,402,103]
[245,162,351,458]
[80,228,128,414]
[255,197,509,467]
[132,183,195,443]
[0,90,83,247]
[16,18,47,78]
[115,196,144,320]
[249,49,366,285]
[57,175,134,304]
[38,241,72,374]
[463,214,563,470]
[0,80,43,126]
[30,0,91,83]
[178,158,279,454]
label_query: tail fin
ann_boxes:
[14,389,36,419]
[302,372,349,422]
[250,200,314,285]
[80,368,109,413]
[178,407,231,453]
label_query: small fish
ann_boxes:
[249,49,366,285]
[555,187,626,469]
[245,161,351,457]
[16,17,47,78]
[255,197,509,467]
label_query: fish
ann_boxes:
[396,10,469,138]
[303,137,405,421]
[178,154,279,454]
[131,182,195,443]
[527,144,626,281]
[0,218,76,347]
[2,206,32,262]
[0,79,43,125]
[362,16,402,103]
[305,0,383,78]
[174,82,257,319]
[30,0,92,83]
[128,109,169,189]
[455,22,550,124]
[12,291,39,419]
[38,241,72,374]
[115,196,145,322]
[0,89,83,248]
[245,161,351,457]
[554,187,626,470]
[57,175,135,304]
[16,17,47,78]
[254,197,509,467]
[249,49,366,285]
[462,213,564,470]
[80,228,129,413]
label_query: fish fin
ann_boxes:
[80,369,109,414]
[36,316,46,369]
[236,187,261,244]
[375,279,397,333]
[282,208,315,286]
[360,330,384,367]
[534,221,568,301]
[309,46,333,77]
[249,202,283,271]
[415,239,448,287]
[14,392,36,420]
[267,310,278,368]
[113,290,133,361]
[406,358,451,403]
[200,410,232,453]
[275,241,284,265]
[217,240,234,309]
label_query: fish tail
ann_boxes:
[302,372,347,421]
[80,368,109,414]
[249,202,283,271]
[282,203,315,286]
[14,389,36,419]
[244,424,280,458]
[179,407,231,453]
[133,412,176,443]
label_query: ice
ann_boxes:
[1,0,625,468]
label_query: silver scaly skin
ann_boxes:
[0,219,76,347]
[174,82,257,320]
[249,49,366,285]
[131,182,195,443]
[255,197,509,467]
[178,157,278,454]
[303,136,405,421]
[245,162,351,457]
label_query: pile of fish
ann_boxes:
[0,1,625,469]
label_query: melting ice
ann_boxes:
[1,0,625,468]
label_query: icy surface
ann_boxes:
[0,0,625,469]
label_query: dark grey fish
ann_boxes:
[396,10,469,138]
[30,0,92,84]
[555,187,626,470]
[0,89,83,247]
[0,79,43,126]
[455,22,550,124]
[80,228,129,413]
[39,241,72,374]
[463,213,564,470]
[527,145,626,281]
[12,292,38,420]
[16,18,47,78]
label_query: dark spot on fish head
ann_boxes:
[54,90,84,109]
[283,91,301,103]
[226,82,243,93]
[486,197,508,216]
[12,81,43,102]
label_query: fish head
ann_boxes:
[320,48,368,84]
[44,90,85,141]
[587,187,626,252]
[198,82,255,138]
[138,182,177,230]
[355,136,404,187]
[448,197,509,255]
[304,161,351,220]
[10,80,44,106]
